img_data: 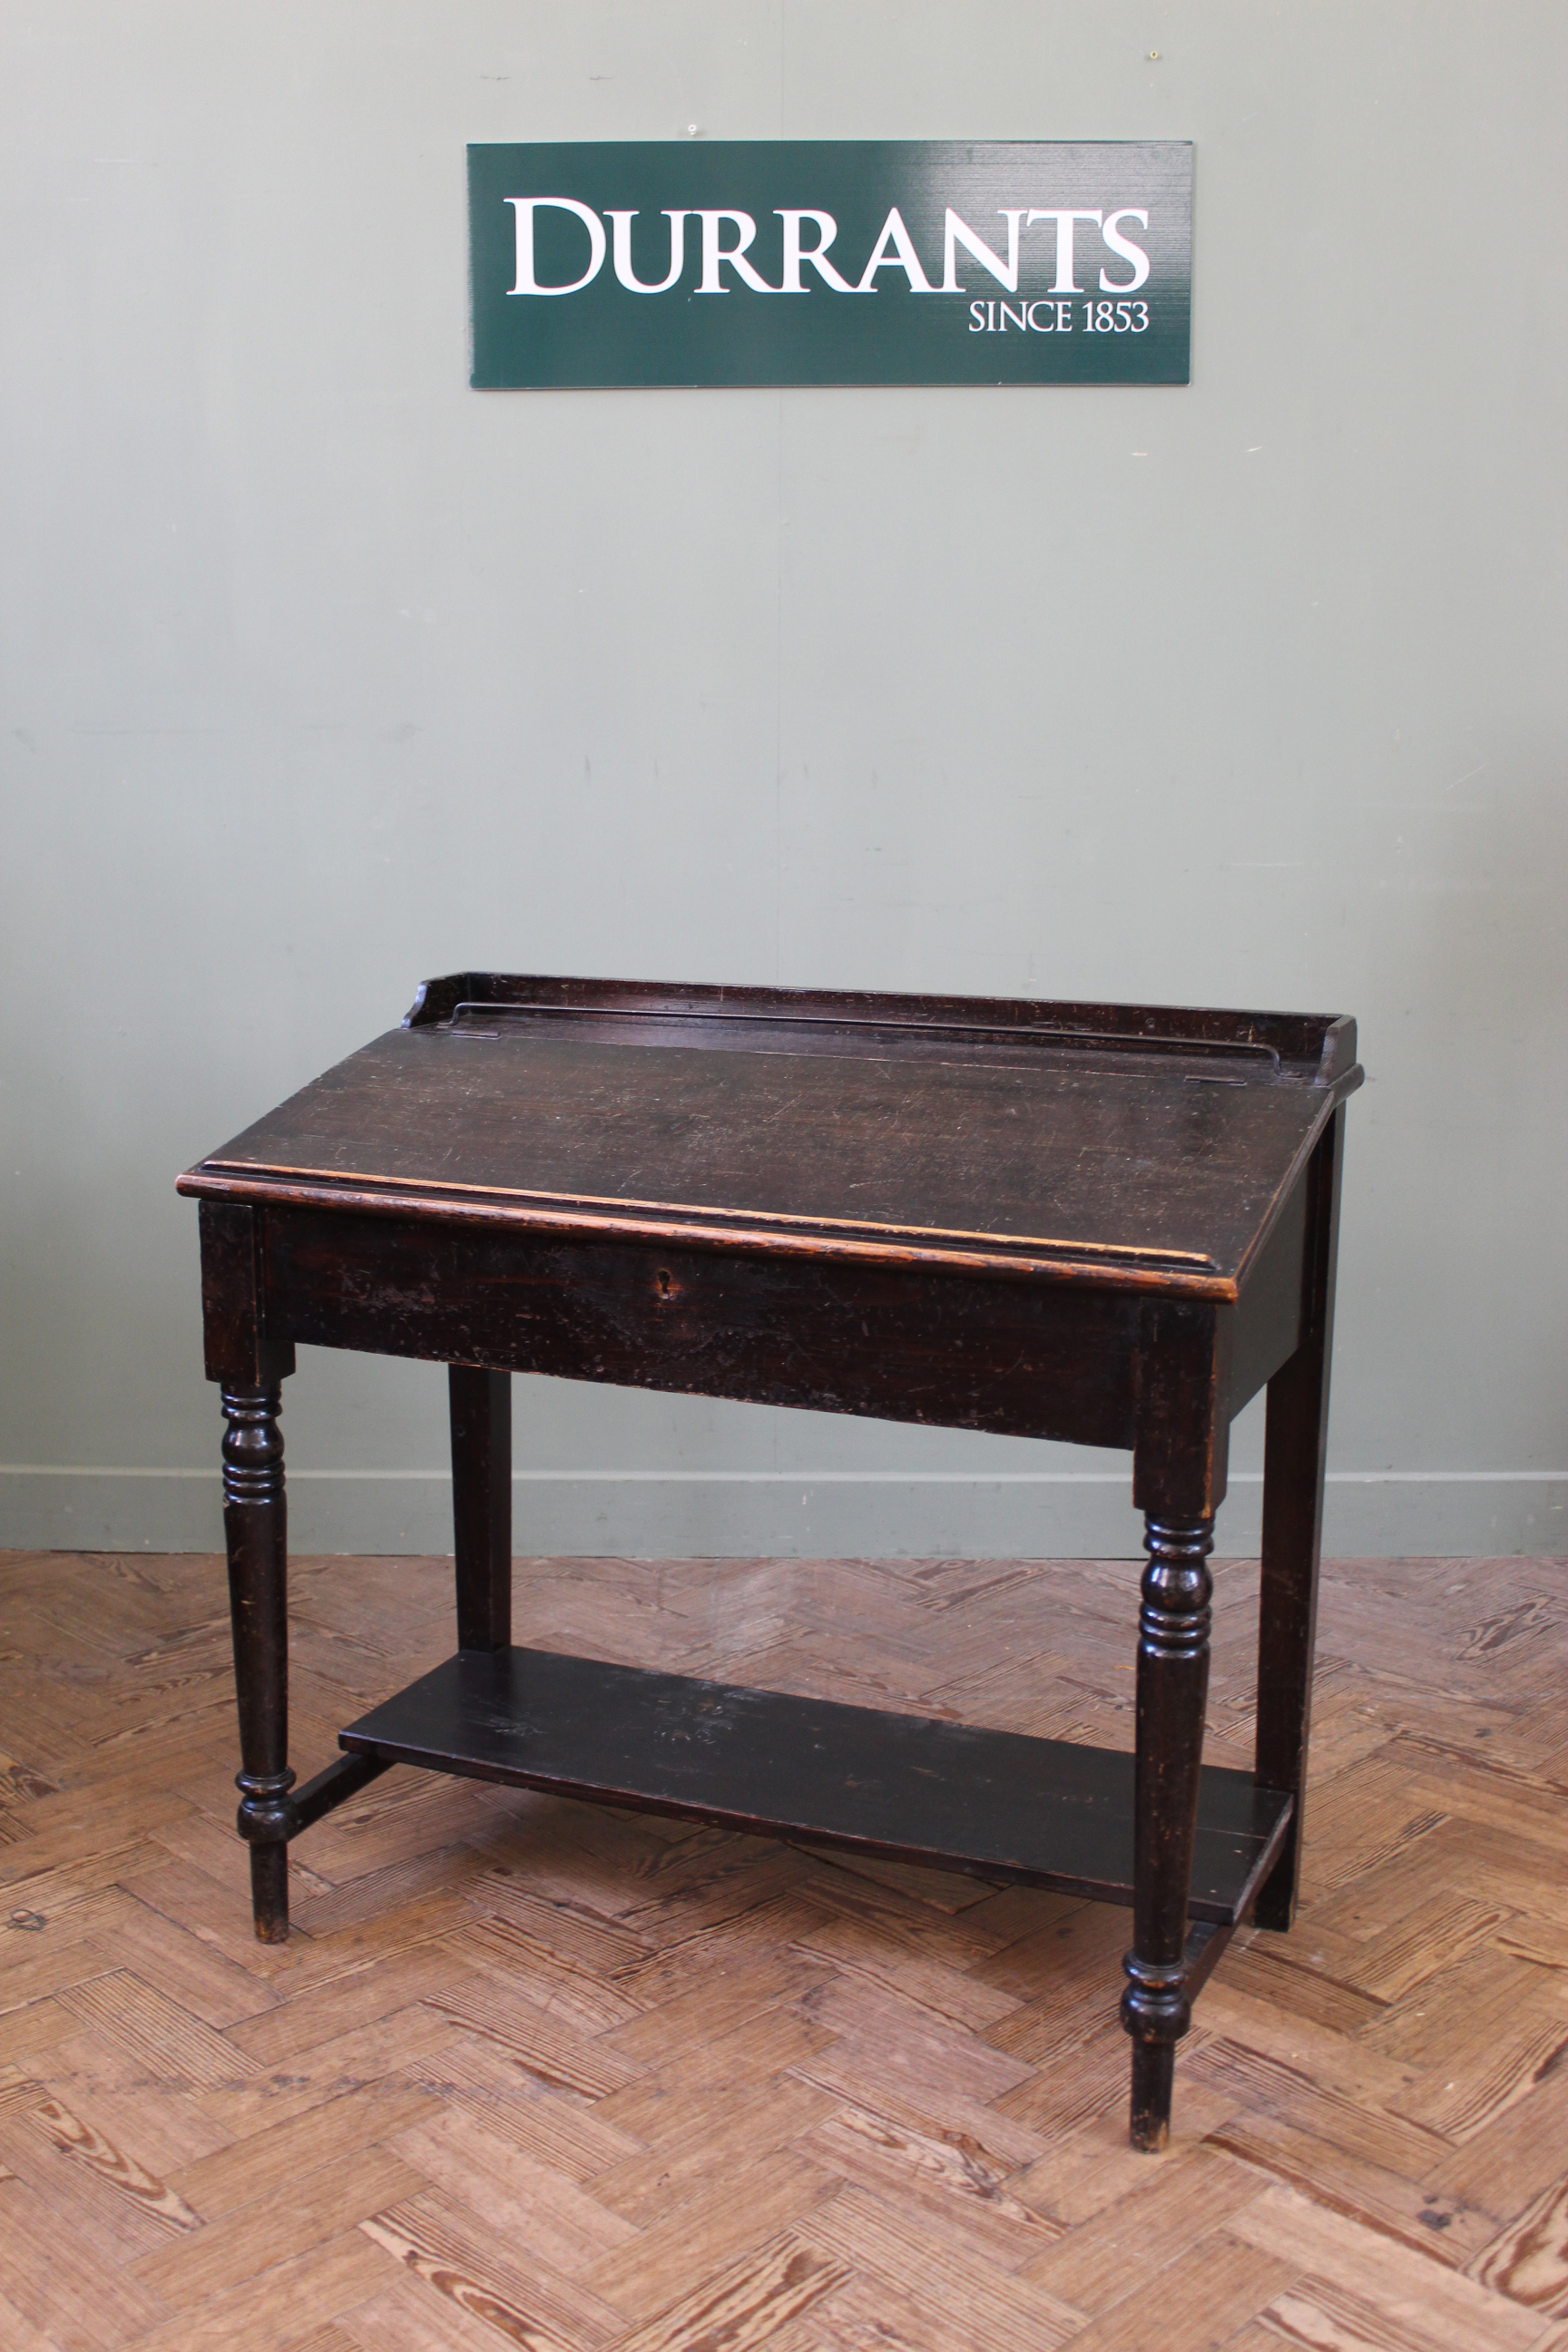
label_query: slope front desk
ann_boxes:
[178,975,1360,2151]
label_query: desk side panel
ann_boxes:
[1227,1171,1308,1418]
[264,1206,1140,1448]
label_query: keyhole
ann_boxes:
[656,1269,672,1299]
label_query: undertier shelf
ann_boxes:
[341,1646,1292,1926]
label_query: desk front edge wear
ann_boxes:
[178,972,1360,2154]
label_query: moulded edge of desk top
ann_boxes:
[174,1161,1250,1298]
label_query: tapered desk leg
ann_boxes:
[1254,1108,1345,1931]
[221,1383,293,1942]
[1122,1512,1215,2151]
[449,1367,512,1652]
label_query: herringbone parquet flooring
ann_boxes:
[1,1544,1565,2351]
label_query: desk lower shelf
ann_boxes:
[340,1647,1291,1927]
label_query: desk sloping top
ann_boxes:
[179,975,1361,1296]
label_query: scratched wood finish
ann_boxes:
[176,976,1362,2154]
[203,1020,1330,1277]
[185,973,1359,1289]
[270,1205,1149,1446]
[338,1644,1293,1919]
[180,978,1361,2148]
[1,1544,1564,2352]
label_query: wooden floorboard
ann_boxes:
[0,1544,1563,2351]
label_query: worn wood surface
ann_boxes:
[1122,1514,1218,2151]
[1,1544,1564,2351]
[265,1208,1150,1447]
[448,1369,512,1657]
[178,977,1362,2151]
[338,1644,1292,1920]
[179,977,1360,1292]
[1254,1112,1345,1931]
[220,1385,291,1944]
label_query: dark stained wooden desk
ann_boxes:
[178,974,1360,2151]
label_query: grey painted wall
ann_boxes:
[2,2,1563,1560]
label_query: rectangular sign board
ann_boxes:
[468,141,1191,389]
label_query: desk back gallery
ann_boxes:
[468,141,1192,387]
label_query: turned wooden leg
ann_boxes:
[449,1366,512,1652]
[1122,1512,1215,2151]
[221,1383,293,1942]
[1254,1108,1345,1931]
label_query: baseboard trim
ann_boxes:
[2,1466,1563,1557]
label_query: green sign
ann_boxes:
[468,142,1191,389]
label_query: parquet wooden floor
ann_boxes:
[1,1544,1565,2352]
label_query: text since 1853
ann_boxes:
[468,141,1191,389]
